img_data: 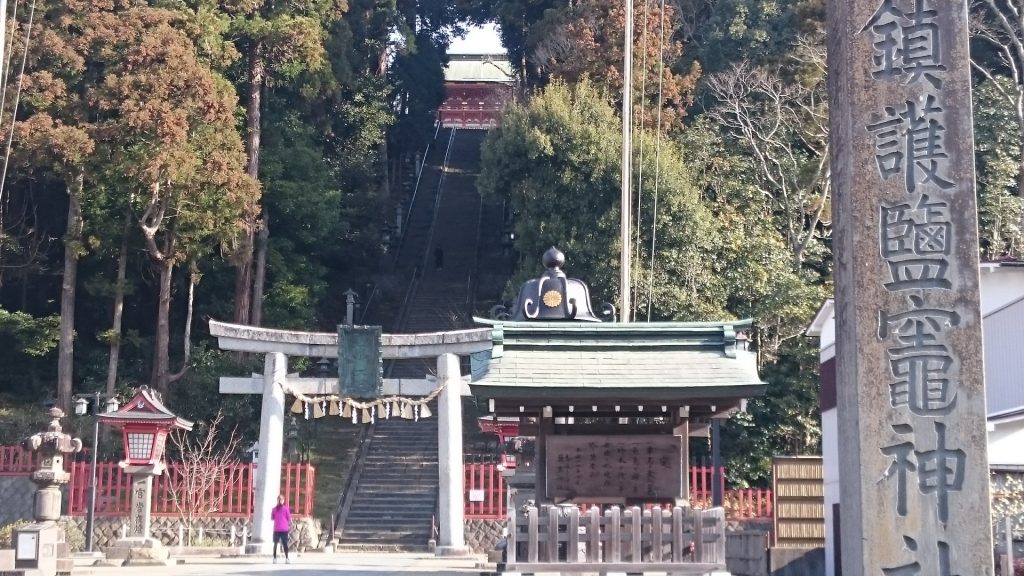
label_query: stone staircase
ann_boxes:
[336,128,488,551]
[391,128,486,377]
[337,413,439,551]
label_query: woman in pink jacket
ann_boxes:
[271,494,291,564]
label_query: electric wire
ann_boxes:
[0,0,20,270]
[0,0,36,208]
[0,0,21,130]
[646,0,666,321]
[631,0,650,320]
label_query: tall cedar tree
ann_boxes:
[227,0,345,327]
[92,4,257,394]
[12,0,105,411]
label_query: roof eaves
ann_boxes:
[806,298,835,337]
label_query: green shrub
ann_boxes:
[0,519,85,552]
[58,518,85,552]
[189,536,231,547]
[0,519,30,548]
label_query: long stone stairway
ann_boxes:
[336,128,488,551]
[336,413,439,550]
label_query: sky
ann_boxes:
[449,23,505,54]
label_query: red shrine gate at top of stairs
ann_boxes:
[439,54,513,129]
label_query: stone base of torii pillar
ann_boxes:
[208,320,492,557]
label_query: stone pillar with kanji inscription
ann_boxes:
[105,466,170,566]
[129,472,154,539]
[828,0,994,574]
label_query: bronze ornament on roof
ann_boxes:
[504,247,606,322]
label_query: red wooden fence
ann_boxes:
[464,463,506,519]
[690,488,773,518]
[0,445,43,475]
[63,461,315,517]
[462,462,773,520]
[688,465,772,518]
[690,466,727,500]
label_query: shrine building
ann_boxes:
[470,247,766,507]
[438,54,514,129]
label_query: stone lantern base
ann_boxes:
[9,521,72,576]
[103,537,171,566]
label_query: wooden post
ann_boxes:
[587,506,601,562]
[535,411,552,502]
[629,506,641,562]
[527,506,539,563]
[568,507,580,563]
[546,506,559,562]
[693,508,704,562]
[651,507,664,562]
[507,508,518,563]
[677,415,690,504]
[608,507,621,562]
[671,506,683,562]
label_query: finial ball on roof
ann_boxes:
[543,246,565,270]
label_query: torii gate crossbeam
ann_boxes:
[209,320,490,556]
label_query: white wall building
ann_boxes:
[805,261,1024,576]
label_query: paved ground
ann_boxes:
[74,553,488,576]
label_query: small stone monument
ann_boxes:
[8,407,82,576]
[99,387,192,566]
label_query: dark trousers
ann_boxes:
[273,531,289,558]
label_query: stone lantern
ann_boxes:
[8,407,82,576]
[99,386,192,565]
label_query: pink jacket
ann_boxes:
[271,504,291,532]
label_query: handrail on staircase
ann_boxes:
[332,421,374,543]
[391,121,443,267]
[418,127,458,276]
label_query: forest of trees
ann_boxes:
[1,0,1022,483]
[479,0,1024,482]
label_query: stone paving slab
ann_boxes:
[74,553,488,576]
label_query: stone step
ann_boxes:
[344,514,433,523]
[339,529,432,540]
[334,542,430,553]
[358,468,438,474]
[355,489,437,497]
[348,502,436,511]
[361,461,437,467]
[350,498,436,508]
[362,457,436,463]
[356,472,437,479]
[351,487,436,495]
[361,460,437,466]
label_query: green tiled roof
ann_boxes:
[469,319,766,400]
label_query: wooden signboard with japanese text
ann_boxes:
[545,435,682,500]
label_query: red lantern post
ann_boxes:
[99,386,192,564]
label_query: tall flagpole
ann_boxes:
[620,0,633,323]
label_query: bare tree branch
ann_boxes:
[704,59,831,271]
[165,411,242,545]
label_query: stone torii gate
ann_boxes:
[208,320,491,556]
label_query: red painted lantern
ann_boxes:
[99,386,192,473]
